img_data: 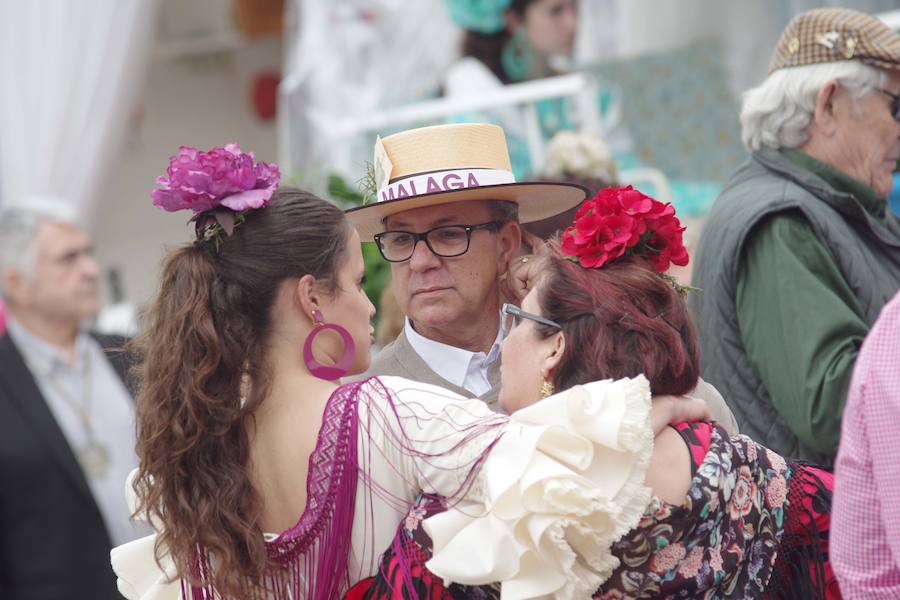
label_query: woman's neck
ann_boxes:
[529,54,554,79]
[249,363,337,449]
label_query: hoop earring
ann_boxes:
[501,27,532,82]
[303,310,356,380]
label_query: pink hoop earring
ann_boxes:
[303,310,356,380]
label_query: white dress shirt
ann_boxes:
[403,317,504,397]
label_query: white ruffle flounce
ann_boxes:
[424,376,654,599]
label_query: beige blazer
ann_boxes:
[358,330,739,435]
[357,330,502,409]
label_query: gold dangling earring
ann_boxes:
[540,379,555,399]
[239,372,251,407]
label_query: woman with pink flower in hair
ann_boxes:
[110,145,717,600]
[355,186,840,599]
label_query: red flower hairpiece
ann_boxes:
[561,185,689,273]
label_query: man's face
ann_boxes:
[829,71,900,198]
[24,221,101,322]
[385,201,518,337]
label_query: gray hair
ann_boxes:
[488,200,519,223]
[0,199,79,299]
[740,60,886,151]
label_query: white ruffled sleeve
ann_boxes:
[363,375,654,599]
[109,471,182,600]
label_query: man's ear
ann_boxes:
[541,330,566,381]
[811,80,840,137]
[2,268,30,308]
[498,220,523,275]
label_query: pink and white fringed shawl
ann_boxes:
[181,377,507,600]
[183,379,364,600]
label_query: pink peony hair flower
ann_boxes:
[151,143,280,216]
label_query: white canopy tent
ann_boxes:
[0,0,159,226]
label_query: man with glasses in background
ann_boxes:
[692,7,900,467]
[346,123,739,435]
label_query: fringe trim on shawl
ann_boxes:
[765,465,834,600]
[181,380,364,600]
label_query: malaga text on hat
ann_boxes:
[345,123,588,241]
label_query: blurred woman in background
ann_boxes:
[443,0,580,177]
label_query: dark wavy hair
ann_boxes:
[130,188,349,598]
[460,0,535,83]
[536,251,700,395]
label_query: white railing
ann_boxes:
[332,72,602,177]
[299,70,670,201]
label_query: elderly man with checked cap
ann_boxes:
[347,122,738,433]
[692,7,900,468]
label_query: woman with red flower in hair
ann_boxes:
[353,186,839,600]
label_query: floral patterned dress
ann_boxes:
[348,422,838,600]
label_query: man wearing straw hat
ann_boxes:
[346,123,582,408]
[347,123,739,433]
[692,8,900,469]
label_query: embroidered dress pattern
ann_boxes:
[347,493,500,600]
[597,422,837,599]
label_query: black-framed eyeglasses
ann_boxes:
[374,221,503,263]
[501,303,561,331]
[877,88,900,121]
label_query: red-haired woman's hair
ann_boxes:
[537,252,700,396]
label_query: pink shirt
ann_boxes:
[833,291,900,598]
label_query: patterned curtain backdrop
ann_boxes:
[579,0,900,101]
[0,0,159,225]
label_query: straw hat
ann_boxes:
[345,123,588,240]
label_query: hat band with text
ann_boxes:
[378,168,515,203]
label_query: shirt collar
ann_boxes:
[404,317,504,388]
[6,316,92,374]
